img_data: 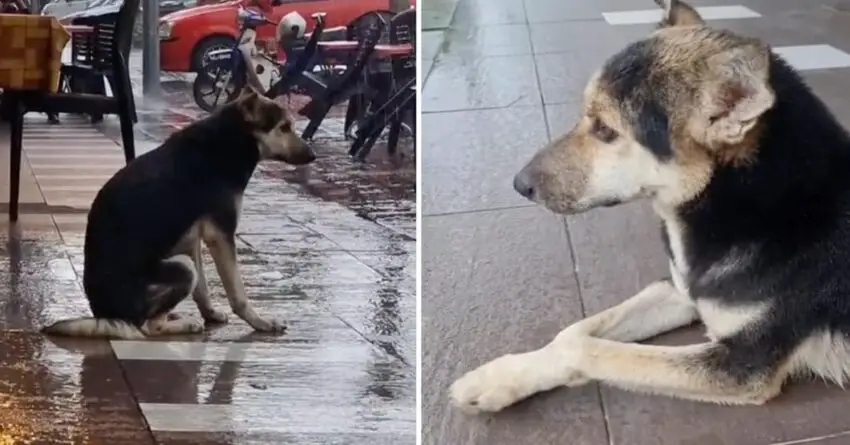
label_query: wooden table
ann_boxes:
[63,24,93,33]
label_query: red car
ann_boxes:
[158,0,413,73]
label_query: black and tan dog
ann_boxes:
[452,0,850,410]
[43,87,314,339]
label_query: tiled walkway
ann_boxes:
[0,116,415,444]
[422,0,850,444]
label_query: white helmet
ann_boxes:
[277,11,307,41]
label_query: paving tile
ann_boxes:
[422,207,608,445]
[118,325,413,441]
[421,106,549,215]
[422,0,459,30]
[802,70,850,129]
[441,24,532,58]
[452,0,526,26]
[152,431,411,445]
[422,30,446,62]
[602,5,760,25]
[774,44,850,71]
[422,55,542,112]
[529,20,647,55]
[774,432,850,445]
[525,0,656,23]
[0,332,153,444]
[603,370,850,445]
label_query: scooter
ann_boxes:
[192,7,342,112]
[191,6,279,112]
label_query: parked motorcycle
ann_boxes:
[191,6,277,112]
[192,5,350,112]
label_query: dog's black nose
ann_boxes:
[513,172,534,199]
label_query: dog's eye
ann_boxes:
[279,122,292,133]
[591,118,619,143]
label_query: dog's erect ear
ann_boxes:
[654,0,705,27]
[692,43,774,149]
[236,86,281,129]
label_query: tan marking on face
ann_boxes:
[515,72,713,214]
[515,1,775,214]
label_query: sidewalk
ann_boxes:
[422,0,850,444]
[0,113,415,443]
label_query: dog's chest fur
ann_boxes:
[657,204,766,341]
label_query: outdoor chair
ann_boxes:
[349,8,416,160]
[298,13,386,140]
[3,0,139,222]
[50,0,139,125]
[342,10,394,138]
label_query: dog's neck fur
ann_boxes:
[676,55,850,236]
[166,104,262,191]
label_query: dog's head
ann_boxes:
[235,86,316,165]
[514,0,775,214]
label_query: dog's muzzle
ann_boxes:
[288,143,317,165]
[513,170,535,200]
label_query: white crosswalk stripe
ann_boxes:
[602,4,850,72]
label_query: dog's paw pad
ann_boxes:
[203,310,229,325]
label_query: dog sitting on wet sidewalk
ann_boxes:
[42,86,315,339]
[452,0,850,409]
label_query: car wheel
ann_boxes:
[191,36,236,72]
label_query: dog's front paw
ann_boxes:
[250,318,287,333]
[202,309,229,325]
[183,318,206,334]
[450,353,538,414]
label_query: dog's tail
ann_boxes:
[41,317,146,340]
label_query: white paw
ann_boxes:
[203,309,229,324]
[450,353,538,414]
[185,319,205,334]
[250,318,287,333]
[451,347,588,414]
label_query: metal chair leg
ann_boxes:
[386,117,401,156]
[8,100,23,222]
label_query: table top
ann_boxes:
[317,41,414,57]
[63,24,93,33]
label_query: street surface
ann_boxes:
[421,0,850,444]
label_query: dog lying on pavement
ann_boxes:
[452,0,850,410]
[43,87,315,339]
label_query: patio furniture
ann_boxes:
[342,9,394,138]
[348,8,416,160]
[298,11,387,140]
[1,0,139,222]
[53,0,139,125]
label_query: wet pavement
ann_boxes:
[0,62,414,443]
[421,0,850,444]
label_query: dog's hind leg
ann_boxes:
[451,279,701,412]
[140,254,205,336]
[42,317,147,339]
[202,224,286,333]
[190,238,229,324]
